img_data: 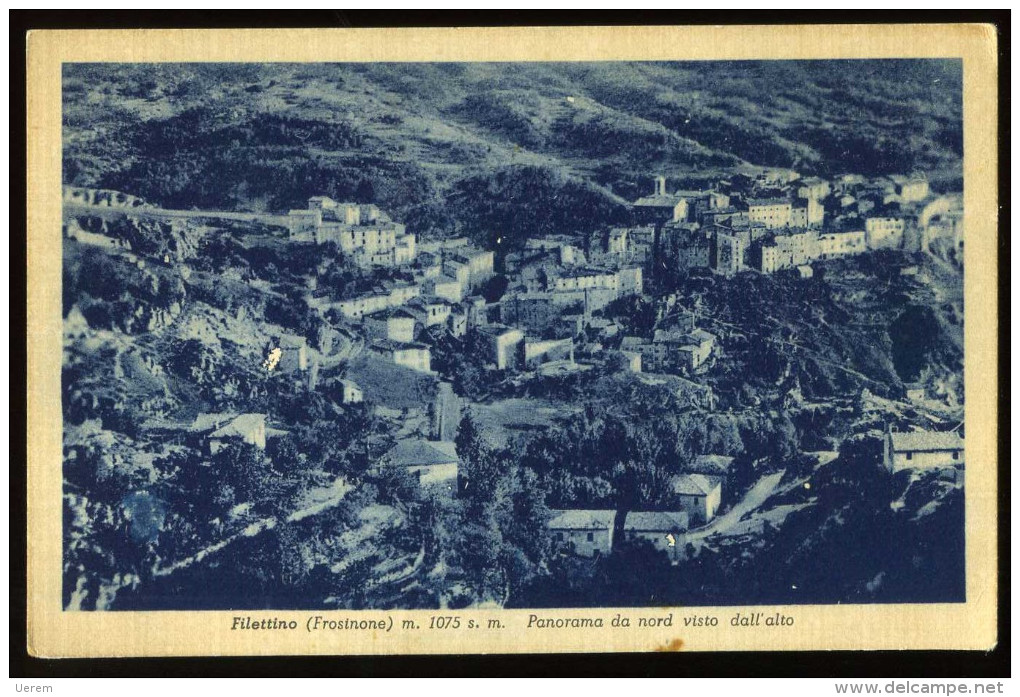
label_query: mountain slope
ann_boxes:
[63,60,963,240]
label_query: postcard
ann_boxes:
[25,24,999,657]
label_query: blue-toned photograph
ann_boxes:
[61,60,965,611]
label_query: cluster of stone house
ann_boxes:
[547,467,726,560]
[619,170,961,278]
[548,510,687,560]
[620,324,717,375]
[503,253,644,312]
[276,184,963,528]
[294,197,599,380]
[466,235,650,375]
[300,229,495,376]
[468,323,577,372]
[288,196,417,267]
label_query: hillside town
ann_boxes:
[61,157,966,599]
[267,168,964,558]
[53,56,973,614]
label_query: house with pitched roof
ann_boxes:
[669,473,723,526]
[364,307,417,343]
[376,439,459,494]
[339,379,364,404]
[523,336,574,370]
[406,295,453,329]
[475,324,525,370]
[648,326,717,373]
[797,176,831,201]
[884,429,964,473]
[277,333,308,372]
[190,413,267,454]
[623,511,690,560]
[632,177,689,225]
[368,339,432,373]
[547,509,616,557]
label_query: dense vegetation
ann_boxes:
[61,60,965,610]
[64,60,962,243]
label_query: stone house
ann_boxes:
[190,413,267,455]
[622,511,690,560]
[884,429,964,473]
[339,379,364,404]
[797,176,831,201]
[448,311,468,338]
[746,197,793,230]
[368,339,432,373]
[865,216,906,250]
[668,473,723,526]
[631,177,689,225]
[407,296,453,329]
[548,509,616,557]
[364,308,418,344]
[523,336,574,370]
[475,324,525,370]
[376,439,459,495]
[426,274,465,303]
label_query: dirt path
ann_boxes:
[685,471,786,547]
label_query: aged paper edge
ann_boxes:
[26,24,999,658]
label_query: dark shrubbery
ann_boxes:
[446,165,631,258]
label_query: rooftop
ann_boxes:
[547,509,616,530]
[633,194,684,208]
[380,439,459,468]
[189,412,239,433]
[477,323,524,338]
[688,328,716,344]
[409,295,452,307]
[369,339,431,352]
[620,336,649,350]
[448,248,493,263]
[889,430,964,453]
[746,197,792,207]
[558,267,615,279]
[364,307,417,321]
[209,413,267,440]
[670,473,722,497]
[624,511,690,532]
[653,329,687,344]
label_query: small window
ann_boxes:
[952,451,959,460]
[906,452,913,460]
[586,532,594,542]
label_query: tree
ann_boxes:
[355,178,376,203]
[455,414,500,511]
[504,467,552,573]
[212,442,291,514]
